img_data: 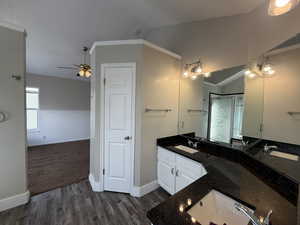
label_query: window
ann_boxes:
[26,87,39,131]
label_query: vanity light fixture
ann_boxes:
[268,0,300,16]
[262,63,276,76]
[182,59,210,80]
[245,57,276,78]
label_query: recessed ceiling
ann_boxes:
[0,0,264,80]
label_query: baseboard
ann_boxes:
[131,180,159,197]
[89,174,102,192]
[0,190,30,212]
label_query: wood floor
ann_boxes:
[0,180,169,225]
[28,140,90,195]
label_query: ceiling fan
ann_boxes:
[57,46,92,78]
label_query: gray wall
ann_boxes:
[140,46,180,185]
[90,44,181,186]
[0,26,27,200]
[26,74,90,146]
[145,1,300,72]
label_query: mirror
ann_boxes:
[178,64,264,144]
[255,33,300,145]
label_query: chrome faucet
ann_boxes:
[264,144,278,152]
[234,203,272,225]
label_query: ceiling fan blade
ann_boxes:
[56,66,78,70]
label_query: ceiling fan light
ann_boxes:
[85,70,92,78]
[79,69,85,77]
[268,0,299,16]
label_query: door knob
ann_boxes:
[124,136,132,140]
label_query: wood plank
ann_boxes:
[27,140,90,195]
[0,180,169,225]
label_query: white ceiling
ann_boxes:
[0,0,264,80]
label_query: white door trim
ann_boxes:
[100,63,136,195]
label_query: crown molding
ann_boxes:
[266,43,300,57]
[89,39,181,59]
[0,21,25,33]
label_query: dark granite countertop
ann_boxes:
[147,135,299,225]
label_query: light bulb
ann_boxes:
[183,71,189,78]
[269,0,298,15]
[203,72,211,78]
[79,70,85,76]
[179,205,184,213]
[247,72,256,79]
[275,0,291,7]
[245,69,251,75]
[195,66,202,73]
[191,217,196,223]
[263,64,272,72]
[85,70,92,77]
[266,69,275,75]
[191,74,198,80]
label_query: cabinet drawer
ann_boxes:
[158,147,176,165]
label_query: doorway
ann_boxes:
[101,63,136,194]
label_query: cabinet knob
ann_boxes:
[175,169,179,177]
[171,168,175,175]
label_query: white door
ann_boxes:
[103,64,135,193]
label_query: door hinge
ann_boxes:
[103,78,106,85]
[102,169,105,175]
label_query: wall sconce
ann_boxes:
[268,0,300,16]
[182,59,211,80]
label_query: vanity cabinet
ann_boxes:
[157,147,207,195]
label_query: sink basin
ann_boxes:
[187,190,254,225]
[270,151,299,161]
[174,145,198,154]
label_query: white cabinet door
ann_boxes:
[175,155,207,193]
[157,147,207,195]
[157,147,176,195]
[158,160,175,195]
